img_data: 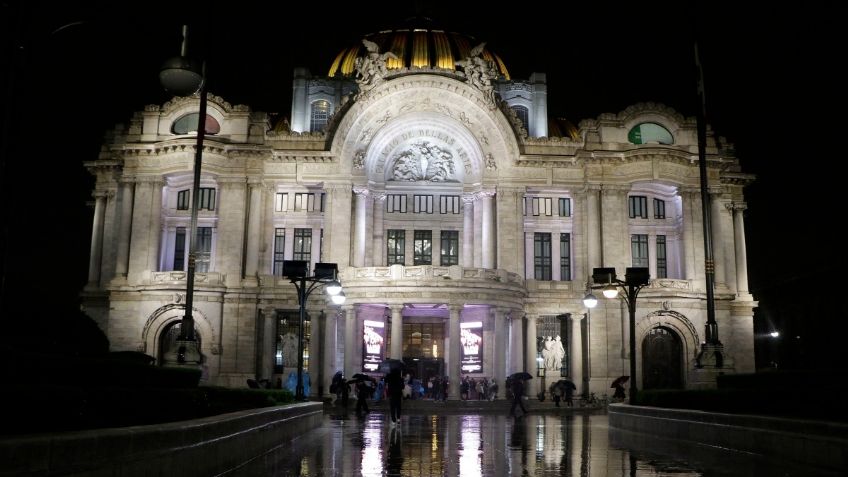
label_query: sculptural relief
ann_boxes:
[390,141,457,182]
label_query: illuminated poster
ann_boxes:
[460,321,483,373]
[362,320,385,372]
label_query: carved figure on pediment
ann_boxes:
[390,141,457,182]
[353,151,366,169]
[456,43,498,107]
[354,39,398,94]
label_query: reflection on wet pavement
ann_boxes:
[231,410,836,476]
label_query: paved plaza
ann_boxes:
[229,408,837,476]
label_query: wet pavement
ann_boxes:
[230,407,841,476]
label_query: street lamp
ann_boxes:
[159,25,207,364]
[283,260,345,400]
[592,267,650,405]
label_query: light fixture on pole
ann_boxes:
[283,260,345,401]
[159,25,206,365]
[592,267,649,405]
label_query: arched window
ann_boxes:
[511,105,529,132]
[310,100,331,132]
[172,113,220,135]
[628,122,673,145]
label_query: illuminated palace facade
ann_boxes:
[83,28,756,398]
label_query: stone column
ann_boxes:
[493,307,508,392]
[390,304,404,359]
[114,179,135,279]
[448,304,462,399]
[462,193,475,267]
[524,314,538,396]
[600,185,628,271]
[586,185,601,271]
[496,187,526,276]
[323,310,338,397]
[127,178,153,284]
[722,202,738,292]
[87,191,107,287]
[479,190,495,269]
[147,180,163,273]
[372,192,386,267]
[648,234,658,279]
[571,190,587,284]
[569,314,584,396]
[681,189,696,280]
[215,179,247,287]
[244,179,263,279]
[259,308,276,381]
[733,203,751,297]
[308,309,322,397]
[343,306,357,381]
[509,313,524,375]
[709,190,727,286]
[324,184,353,269]
[352,186,369,267]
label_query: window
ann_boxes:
[631,234,649,268]
[511,105,529,131]
[628,122,673,145]
[387,230,405,265]
[530,197,553,216]
[629,196,647,219]
[294,228,312,263]
[440,230,459,266]
[656,235,667,279]
[534,232,552,280]
[172,113,220,135]
[173,227,186,270]
[177,190,189,210]
[198,188,216,211]
[386,194,407,213]
[413,195,433,214]
[413,230,432,265]
[293,193,315,212]
[310,100,331,132]
[653,198,666,219]
[560,233,571,281]
[273,228,286,276]
[440,195,460,214]
[275,193,288,212]
[195,227,212,272]
[558,198,571,217]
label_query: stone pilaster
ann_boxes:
[243,179,263,279]
[114,179,135,279]
[215,178,247,287]
[389,304,404,360]
[448,304,462,399]
[324,184,352,269]
[732,202,752,299]
[462,193,475,268]
[569,314,584,397]
[352,186,369,267]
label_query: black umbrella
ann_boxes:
[509,371,533,381]
[348,373,376,384]
[379,359,405,374]
[610,376,629,388]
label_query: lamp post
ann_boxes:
[159,25,206,364]
[283,260,345,400]
[592,267,649,405]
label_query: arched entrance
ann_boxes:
[158,321,201,366]
[642,326,683,389]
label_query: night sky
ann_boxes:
[2,1,844,362]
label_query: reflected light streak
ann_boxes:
[359,422,384,477]
[459,415,483,477]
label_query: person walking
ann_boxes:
[509,377,528,417]
[355,379,372,417]
[386,368,404,425]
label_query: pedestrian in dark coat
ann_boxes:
[386,369,404,425]
[509,377,528,417]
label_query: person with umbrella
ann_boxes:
[350,373,375,417]
[611,376,629,400]
[549,379,576,407]
[386,367,404,425]
[508,372,531,417]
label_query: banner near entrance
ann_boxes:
[362,320,386,372]
[460,321,483,373]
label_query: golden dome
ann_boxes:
[328,29,510,80]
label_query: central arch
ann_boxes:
[642,326,684,389]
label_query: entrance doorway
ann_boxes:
[642,326,683,389]
[402,357,444,395]
[158,321,201,366]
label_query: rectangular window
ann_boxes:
[629,196,648,219]
[274,192,288,212]
[653,198,666,219]
[440,230,459,266]
[386,194,407,213]
[413,230,432,265]
[320,193,326,212]
[293,193,316,212]
[294,228,312,263]
[533,232,552,280]
[531,197,553,216]
[559,233,571,281]
[631,234,649,268]
[195,227,213,272]
[273,228,286,276]
[198,188,216,211]
[558,198,571,217]
[439,195,460,214]
[413,195,433,214]
[173,227,186,270]
[177,190,189,210]
[656,235,667,278]
[387,229,405,265]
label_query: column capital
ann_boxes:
[373,191,387,202]
[448,304,463,314]
[601,184,630,194]
[387,304,404,313]
[732,201,747,212]
[462,192,477,204]
[476,190,496,200]
[569,313,585,322]
[352,185,370,197]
